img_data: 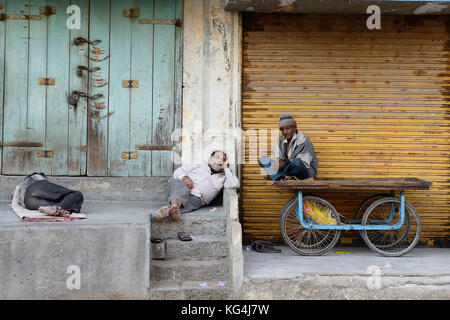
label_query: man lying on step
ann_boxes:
[11,172,84,219]
[152,151,240,222]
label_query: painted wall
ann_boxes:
[180,0,242,173]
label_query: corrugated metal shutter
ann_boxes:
[241,13,450,247]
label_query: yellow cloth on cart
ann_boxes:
[303,201,337,225]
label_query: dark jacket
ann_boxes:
[277,131,318,178]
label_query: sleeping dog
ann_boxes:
[12,172,84,217]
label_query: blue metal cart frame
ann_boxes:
[271,178,432,256]
[295,189,405,231]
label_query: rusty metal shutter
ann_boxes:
[241,13,450,247]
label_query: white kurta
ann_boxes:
[172,162,240,205]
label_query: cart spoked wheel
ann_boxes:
[279,196,341,256]
[354,193,389,239]
[355,194,390,221]
[361,197,421,257]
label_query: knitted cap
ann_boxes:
[279,115,297,128]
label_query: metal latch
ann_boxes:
[122,80,139,88]
[0,6,55,21]
[121,152,138,160]
[37,150,54,158]
[0,142,43,148]
[138,18,182,27]
[40,6,56,16]
[124,8,140,18]
[0,13,42,21]
[74,37,101,46]
[135,145,173,151]
[77,66,101,77]
[39,78,55,86]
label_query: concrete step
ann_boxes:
[0,176,169,202]
[0,200,152,299]
[149,280,234,300]
[151,257,230,282]
[161,235,228,259]
[151,206,227,238]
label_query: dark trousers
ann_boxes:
[259,156,311,181]
[167,179,204,214]
[24,180,84,213]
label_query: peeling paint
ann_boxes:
[212,17,231,71]
[413,3,448,15]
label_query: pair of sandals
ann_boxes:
[151,231,192,243]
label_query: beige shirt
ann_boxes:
[173,162,240,205]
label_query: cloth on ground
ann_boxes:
[10,185,87,222]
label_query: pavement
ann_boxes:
[241,245,450,299]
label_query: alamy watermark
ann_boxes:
[366,262,391,289]
[66,5,81,30]
[66,265,81,290]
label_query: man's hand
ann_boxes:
[271,159,286,172]
[182,176,194,189]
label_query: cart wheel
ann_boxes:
[279,196,341,256]
[361,197,421,257]
[354,193,389,239]
[354,193,390,220]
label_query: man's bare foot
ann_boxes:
[56,207,70,217]
[154,206,170,220]
[169,204,181,222]
[39,206,58,216]
[39,206,70,217]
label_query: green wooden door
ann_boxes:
[0,0,89,175]
[0,0,182,177]
[88,0,182,176]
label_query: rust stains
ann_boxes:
[75,146,87,153]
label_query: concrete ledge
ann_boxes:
[224,188,244,295]
[0,201,155,299]
[241,246,450,300]
[0,175,169,201]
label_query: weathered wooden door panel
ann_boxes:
[1,0,87,175]
[87,0,110,176]
[88,0,181,177]
[41,0,71,175]
[108,0,134,176]
[128,0,154,177]
[151,0,176,176]
[1,0,181,177]
[68,0,89,175]
[3,0,37,174]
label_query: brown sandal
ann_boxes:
[177,231,192,241]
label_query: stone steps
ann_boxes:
[151,257,230,282]
[150,280,234,300]
[164,235,228,259]
[151,206,227,238]
[150,205,233,299]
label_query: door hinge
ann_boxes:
[40,6,56,16]
[135,145,173,151]
[0,141,43,148]
[138,18,182,27]
[39,78,55,86]
[122,80,139,88]
[0,13,42,21]
[124,8,140,18]
[37,150,54,158]
[121,152,138,160]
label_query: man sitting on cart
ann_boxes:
[259,115,318,181]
